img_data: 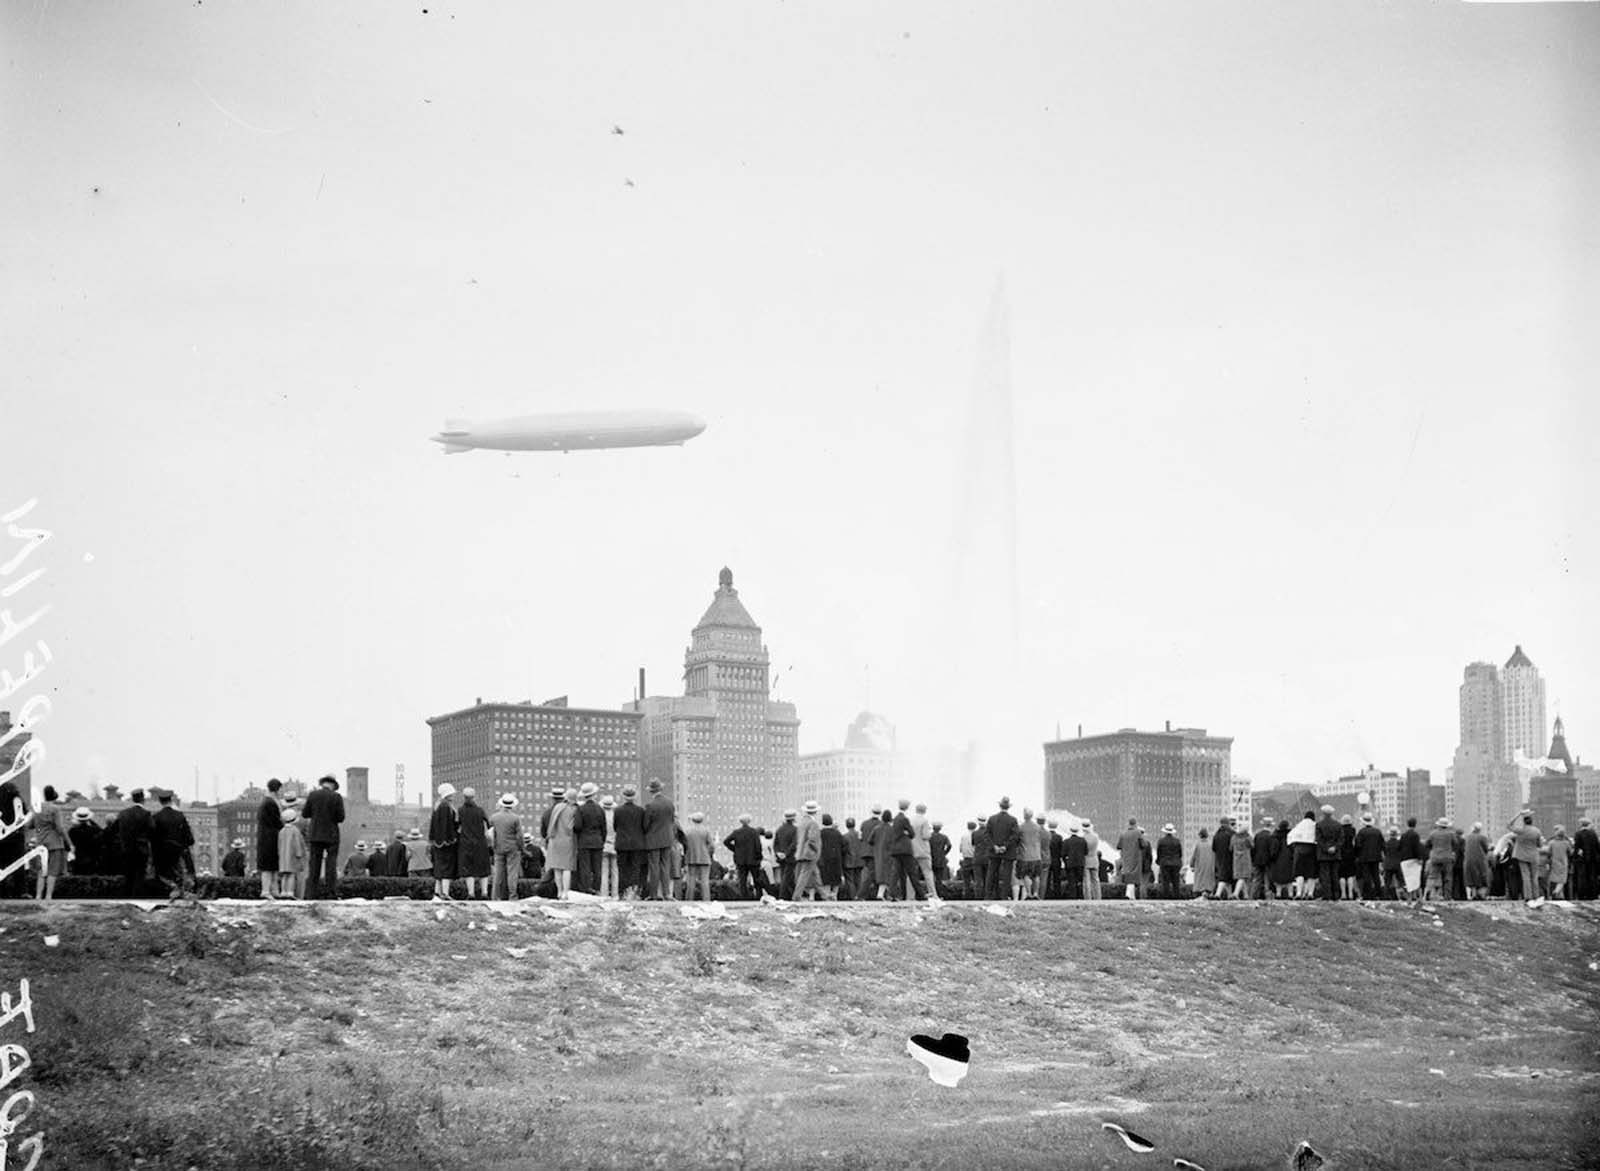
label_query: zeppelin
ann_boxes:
[430,409,707,454]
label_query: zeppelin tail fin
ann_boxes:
[438,443,473,455]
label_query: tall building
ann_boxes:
[1229,776,1253,825]
[1499,646,1548,765]
[1448,649,1547,831]
[0,710,33,794]
[1317,764,1406,827]
[797,712,976,825]
[1529,717,1579,834]
[635,569,800,834]
[1042,723,1231,849]
[1458,662,1502,762]
[428,697,643,812]
[799,713,901,823]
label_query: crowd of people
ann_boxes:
[5,775,1596,907]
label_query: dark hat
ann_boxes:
[998,796,1011,809]
[319,775,339,789]
[647,779,662,793]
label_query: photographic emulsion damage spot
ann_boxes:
[905,1032,970,1087]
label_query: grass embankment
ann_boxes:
[6,898,1597,1170]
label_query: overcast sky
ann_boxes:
[4,1,1595,810]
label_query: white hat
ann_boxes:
[437,783,457,799]
[691,811,705,822]
[499,794,517,808]
[579,782,599,799]
[1319,804,1335,814]
[802,800,818,814]
[72,807,93,822]
[1162,824,1175,833]
[282,809,299,823]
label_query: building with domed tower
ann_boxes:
[632,568,800,835]
[1529,717,1579,834]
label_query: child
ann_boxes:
[278,809,308,900]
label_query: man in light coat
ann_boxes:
[683,812,716,901]
[1507,809,1543,903]
[1081,820,1102,900]
[489,794,522,901]
[791,801,823,901]
[910,803,934,899]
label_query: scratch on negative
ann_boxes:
[192,79,292,135]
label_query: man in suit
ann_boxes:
[573,783,606,895]
[344,842,371,877]
[302,775,346,900]
[221,837,247,878]
[723,814,765,899]
[929,820,952,891]
[1081,820,1102,899]
[150,789,194,897]
[386,830,410,877]
[985,797,1020,900]
[1044,819,1064,899]
[1252,816,1282,900]
[489,795,522,901]
[972,815,993,900]
[682,812,716,901]
[889,798,929,901]
[613,784,648,899]
[1353,813,1384,900]
[1314,804,1343,901]
[1062,825,1088,899]
[1155,823,1184,898]
[841,817,862,901]
[641,778,677,901]
[792,801,823,901]
[854,808,881,899]
[772,810,799,900]
[1573,817,1600,901]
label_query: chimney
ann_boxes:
[1165,720,1172,732]
[1076,723,1082,739]
[639,668,646,702]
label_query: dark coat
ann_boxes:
[843,828,863,867]
[819,825,845,885]
[302,787,345,845]
[972,822,993,862]
[68,822,103,875]
[1314,815,1343,861]
[986,811,1019,857]
[1062,834,1088,869]
[889,812,917,857]
[1156,833,1183,866]
[343,852,370,877]
[613,801,647,851]
[113,804,153,854]
[152,806,193,867]
[221,848,247,877]
[928,831,951,871]
[456,799,492,877]
[574,800,607,849]
[256,796,282,871]
[773,821,797,863]
[1398,828,1424,861]
[642,795,676,850]
[1213,825,1235,884]
[723,825,763,867]
[855,818,880,865]
[1383,835,1405,870]
[1573,827,1599,866]
[1047,831,1063,867]
[386,840,409,875]
[1355,825,1385,863]
[1269,828,1294,883]
[1252,828,1280,871]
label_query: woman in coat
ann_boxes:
[543,788,578,900]
[1547,828,1571,899]
[1230,826,1255,901]
[429,783,461,901]
[455,788,492,899]
[1462,823,1492,900]
[33,785,72,901]
[1189,828,1214,898]
[1338,815,1360,901]
[1287,811,1318,898]
[277,809,308,899]
[1269,820,1294,898]
[818,813,845,900]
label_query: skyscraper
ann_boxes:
[636,569,800,833]
[1043,724,1231,849]
[1499,646,1548,765]
[1447,647,1549,831]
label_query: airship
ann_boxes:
[430,409,707,454]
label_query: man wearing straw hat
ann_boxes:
[490,793,523,901]
[792,801,823,902]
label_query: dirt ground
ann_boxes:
[6,895,1598,1170]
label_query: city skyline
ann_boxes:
[4,3,1593,811]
